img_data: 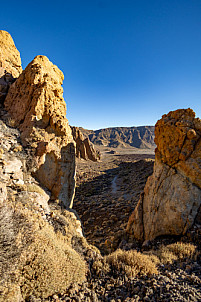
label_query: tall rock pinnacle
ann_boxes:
[5,55,76,208]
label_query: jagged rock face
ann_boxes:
[127,109,201,241]
[5,55,76,208]
[0,30,22,103]
[71,126,100,161]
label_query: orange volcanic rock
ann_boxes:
[127,108,201,241]
[0,30,22,102]
[5,55,76,208]
[0,30,22,78]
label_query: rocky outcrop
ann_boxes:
[0,106,94,301]
[71,126,100,161]
[0,32,101,301]
[4,55,76,208]
[0,30,22,103]
[127,109,201,241]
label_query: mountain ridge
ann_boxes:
[78,125,155,149]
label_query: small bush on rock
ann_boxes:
[155,242,198,264]
[105,249,158,277]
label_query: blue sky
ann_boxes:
[1,0,201,129]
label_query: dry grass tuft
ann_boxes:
[105,249,158,277]
[92,258,110,276]
[154,242,198,264]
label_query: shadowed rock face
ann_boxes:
[4,55,76,208]
[0,30,22,103]
[127,108,201,242]
[71,126,100,161]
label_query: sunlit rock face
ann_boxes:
[5,55,76,208]
[0,30,22,103]
[127,108,201,241]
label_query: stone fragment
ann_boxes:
[4,158,22,174]
[127,108,201,241]
[0,183,7,203]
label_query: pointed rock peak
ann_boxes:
[5,54,76,208]
[0,30,22,78]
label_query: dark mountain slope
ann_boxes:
[79,126,155,149]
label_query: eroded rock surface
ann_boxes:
[5,55,75,208]
[127,109,201,241]
[0,30,22,103]
[71,126,100,161]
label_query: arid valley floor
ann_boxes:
[74,147,155,254]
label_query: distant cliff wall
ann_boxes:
[80,126,155,149]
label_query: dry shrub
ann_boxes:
[105,249,158,277]
[155,242,198,264]
[0,283,22,302]
[143,251,160,266]
[92,258,110,276]
[19,225,86,299]
[0,199,87,301]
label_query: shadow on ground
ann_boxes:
[74,155,154,254]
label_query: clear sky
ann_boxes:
[1,0,201,129]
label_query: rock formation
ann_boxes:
[5,55,76,208]
[127,109,201,241]
[71,126,100,161]
[0,106,91,301]
[0,31,99,301]
[0,30,22,103]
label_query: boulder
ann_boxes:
[0,30,22,102]
[5,55,76,208]
[71,126,100,161]
[127,108,201,241]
